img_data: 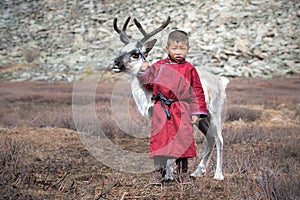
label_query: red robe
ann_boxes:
[137,57,208,158]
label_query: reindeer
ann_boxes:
[111,16,229,181]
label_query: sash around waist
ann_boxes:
[151,92,188,119]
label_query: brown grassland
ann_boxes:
[0,75,299,199]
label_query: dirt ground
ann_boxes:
[0,75,299,199]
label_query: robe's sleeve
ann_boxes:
[189,67,208,116]
[136,64,158,90]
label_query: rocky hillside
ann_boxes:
[1,0,299,81]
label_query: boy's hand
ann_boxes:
[191,114,207,124]
[140,61,150,71]
[191,115,200,124]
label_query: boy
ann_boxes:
[137,30,207,183]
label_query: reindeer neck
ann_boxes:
[130,76,153,119]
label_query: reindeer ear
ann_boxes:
[143,39,157,54]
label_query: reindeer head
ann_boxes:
[111,17,171,75]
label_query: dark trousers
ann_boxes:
[176,158,188,173]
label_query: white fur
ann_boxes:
[190,70,229,180]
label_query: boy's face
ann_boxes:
[166,40,189,63]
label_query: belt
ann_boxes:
[151,92,178,119]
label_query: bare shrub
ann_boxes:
[0,112,21,127]
[0,76,299,199]
[0,81,74,129]
[0,138,34,199]
[222,124,300,199]
[254,169,291,200]
[224,124,266,145]
[29,109,75,130]
[226,106,262,122]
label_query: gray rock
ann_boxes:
[0,0,299,81]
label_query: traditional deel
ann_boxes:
[138,57,207,158]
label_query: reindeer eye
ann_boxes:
[130,53,140,60]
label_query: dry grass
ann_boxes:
[0,75,299,199]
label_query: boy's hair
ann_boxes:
[167,30,189,46]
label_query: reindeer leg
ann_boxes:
[191,131,215,177]
[214,119,224,180]
[190,117,215,178]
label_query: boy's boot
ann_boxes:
[176,158,191,184]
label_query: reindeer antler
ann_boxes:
[134,16,171,44]
[113,16,171,45]
[113,17,131,44]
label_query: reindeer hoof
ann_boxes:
[164,177,174,182]
[190,165,206,178]
[213,174,224,180]
[190,171,198,177]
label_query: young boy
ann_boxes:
[137,30,208,183]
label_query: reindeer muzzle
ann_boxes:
[112,65,122,73]
[111,58,125,73]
